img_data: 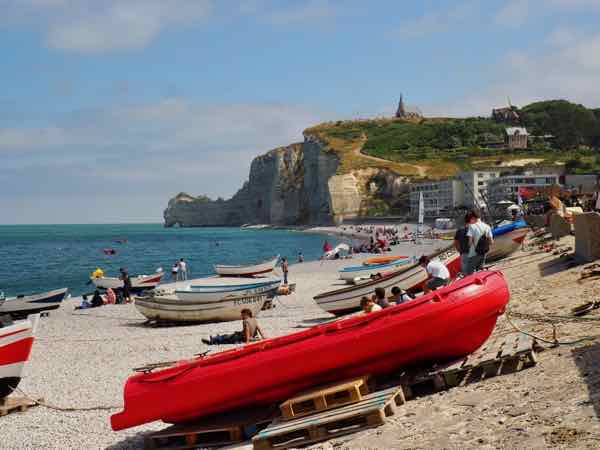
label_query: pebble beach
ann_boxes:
[3,232,600,449]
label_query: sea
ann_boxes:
[0,224,340,297]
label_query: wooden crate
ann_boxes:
[399,333,537,399]
[280,376,370,421]
[0,397,41,417]
[253,387,404,450]
[145,407,275,450]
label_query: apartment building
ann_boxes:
[487,173,560,204]
[409,179,464,218]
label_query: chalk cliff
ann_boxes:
[163,135,409,227]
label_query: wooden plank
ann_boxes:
[254,388,402,450]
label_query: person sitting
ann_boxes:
[373,287,391,308]
[419,255,450,294]
[389,286,413,305]
[202,309,265,345]
[91,289,104,308]
[360,296,382,314]
[105,288,116,305]
[75,294,92,310]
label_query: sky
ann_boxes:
[2,0,600,224]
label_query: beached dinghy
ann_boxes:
[111,271,509,431]
[488,220,529,262]
[338,258,413,282]
[316,249,460,316]
[134,289,273,324]
[92,273,164,291]
[0,288,68,319]
[214,256,280,277]
[363,255,407,266]
[175,278,281,303]
[0,314,39,399]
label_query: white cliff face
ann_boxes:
[163,137,410,227]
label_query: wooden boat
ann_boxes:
[91,273,164,290]
[338,258,413,282]
[362,255,407,266]
[134,290,272,324]
[214,256,279,277]
[111,271,509,431]
[488,220,529,262]
[316,249,460,316]
[175,278,281,303]
[0,288,69,319]
[0,314,39,399]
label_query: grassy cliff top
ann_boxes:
[304,100,600,179]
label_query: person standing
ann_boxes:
[297,252,304,263]
[120,268,132,303]
[453,217,471,275]
[178,258,188,281]
[466,210,493,274]
[281,257,289,285]
[171,262,179,281]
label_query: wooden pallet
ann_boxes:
[280,376,370,421]
[253,387,404,450]
[145,407,276,450]
[399,333,537,399]
[0,397,41,417]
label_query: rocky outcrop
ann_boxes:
[163,136,410,227]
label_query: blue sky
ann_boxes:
[2,0,600,224]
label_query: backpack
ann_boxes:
[475,233,491,255]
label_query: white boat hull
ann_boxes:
[316,250,458,316]
[92,273,164,290]
[175,280,281,303]
[134,293,268,323]
[214,256,279,277]
[0,315,38,399]
[488,228,528,262]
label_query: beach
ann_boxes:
[3,234,600,449]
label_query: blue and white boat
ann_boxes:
[488,219,529,262]
[0,288,69,319]
[338,258,414,282]
[175,278,281,302]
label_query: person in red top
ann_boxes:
[323,240,332,253]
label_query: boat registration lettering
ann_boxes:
[233,296,263,306]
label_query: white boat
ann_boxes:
[338,258,414,282]
[0,314,39,399]
[315,248,459,316]
[214,256,279,277]
[134,291,270,323]
[175,278,281,302]
[91,273,164,290]
[488,222,529,262]
[0,288,69,319]
[323,244,350,260]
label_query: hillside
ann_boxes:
[305,100,600,179]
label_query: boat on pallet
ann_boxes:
[0,288,69,319]
[215,256,279,277]
[0,314,39,399]
[316,248,460,316]
[338,258,414,283]
[111,271,509,431]
[488,219,529,262]
[91,273,164,291]
[134,287,276,324]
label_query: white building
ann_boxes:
[487,173,560,204]
[409,179,464,218]
[459,171,500,209]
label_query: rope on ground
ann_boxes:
[10,385,121,412]
[505,309,600,347]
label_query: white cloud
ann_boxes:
[265,0,337,25]
[391,1,479,39]
[1,0,212,53]
[495,0,531,27]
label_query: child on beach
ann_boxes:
[171,263,179,281]
[202,309,266,345]
[373,287,390,308]
[361,296,382,314]
[281,257,289,285]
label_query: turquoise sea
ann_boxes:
[0,224,339,297]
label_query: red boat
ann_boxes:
[111,271,509,431]
[0,314,39,399]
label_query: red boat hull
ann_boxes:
[111,271,509,431]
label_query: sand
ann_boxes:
[3,232,600,449]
